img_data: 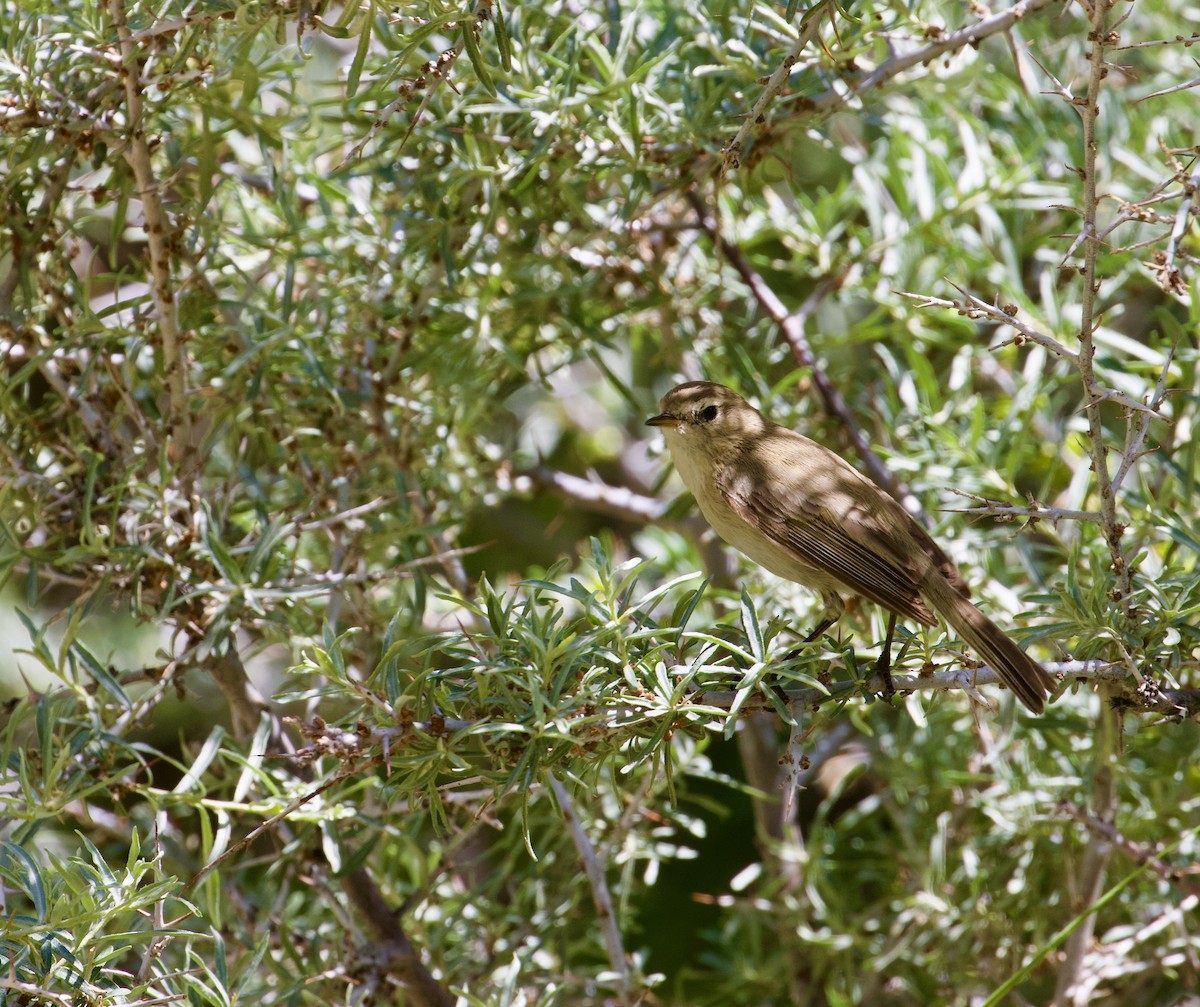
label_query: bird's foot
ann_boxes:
[874,649,896,702]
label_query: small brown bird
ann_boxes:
[646,381,1054,713]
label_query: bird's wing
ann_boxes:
[716,451,938,627]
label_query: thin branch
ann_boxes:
[686,189,925,518]
[808,0,1063,118]
[897,286,1160,418]
[513,465,666,523]
[1156,166,1200,296]
[548,774,631,1004]
[1054,684,1120,1004]
[1060,802,1200,899]
[182,757,374,895]
[296,496,392,532]
[1134,73,1200,103]
[700,659,1127,713]
[337,0,497,169]
[108,0,191,456]
[1111,335,1177,498]
[945,491,1103,527]
[721,2,830,173]
[896,286,1079,367]
[1071,1,1130,611]
[338,47,460,169]
[0,156,76,315]
[1116,33,1200,50]
[340,866,457,1007]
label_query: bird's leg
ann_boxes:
[875,611,897,700]
[802,611,839,644]
[804,592,846,643]
[780,594,845,666]
[772,594,848,714]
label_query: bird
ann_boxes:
[646,380,1054,713]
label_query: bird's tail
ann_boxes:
[924,575,1054,714]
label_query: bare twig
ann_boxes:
[896,287,1159,417]
[1055,685,1120,1005]
[808,0,1063,119]
[1111,333,1177,499]
[109,0,191,456]
[1116,33,1200,50]
[1060,801,1200,898]
[946,489,1102,527]
[1157,166,1200,296]
[1070,1,1129,611]
[296,496,392,532]
[896,287,1079,367]
[548,774,631,1004]
[340,866,457,1007]
[1134,73,1200,103]
[721,2,830,173]
[513,465,665,523]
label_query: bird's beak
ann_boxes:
[645,412,681,428]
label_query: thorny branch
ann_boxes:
[1054,10,1126,1002]
[895,287,1159,417]
[721,1,830,173]
[810,0,1063,118]
[1071,1,1128,608]
[1060,801,1200,899]
[109,0,191,457]
[1157,164,1200,297]
[548,775,631,1004]
[946,489,1102,528]
[722,0,1063,173]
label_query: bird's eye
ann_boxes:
[700,405,719,422]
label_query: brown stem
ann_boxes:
[1072,0,1131,614]
[1053,688,1119,1003]
[109,0,191,457]
[809,0,1063,118]
[721,2,830,173]
[341,866,457,1007]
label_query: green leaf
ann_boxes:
[461,18,497,96]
